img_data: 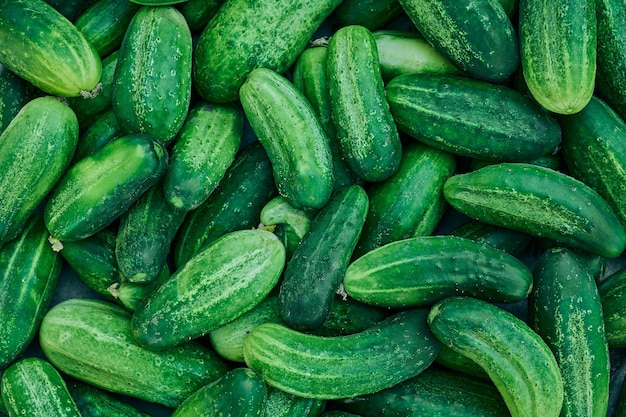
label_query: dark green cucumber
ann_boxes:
[192,0,341,103]
[240,67,334,210]
[353,142,456,258]
[0,97,78,243]
[428,296,564,417]
[68,381,151,417]
[470,153,562,171]
[529,247,610,417]
[397,0,518,83]
[260,386,325,417]
[327,25,402,182]
[518,0,596,114]
[72,108,122,163]
[598,266,626,347]
[243,308,441,399]
[0,65,29,134]
[163,101,242,210]
[172,142,277,268]
[330,0,403,30]
[344,235,532,308]
[279,185,368,330]
[39,298,229,408]
[443,163,626,258]
[386,73,562,162]
[435,345,489,380]
[131,229,285,349]
[44,133,169,243]
[1,358,81,417]
[177,0,224,31]
[43,0,98,21]
[447,220,532,257]
[112,5,192,144]
[321,412,361,417]
[0,0,102,97]
[0,213,61,370]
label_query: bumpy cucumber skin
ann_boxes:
[327,25,402,183]
[519,0,596,114]
[344,235,532,308]
[386,73,562,162]
[193,0,341,103]
[397,0,518,83]
[39,298,229,408]
[112,6,192,144]
[240,68,334,210]
[279,185,368,330]
[0,214,61,370]
[443,163,626,258]
[428,296,564,417]
[243,308,441,399]
[68,381,151,417]
[0,65,29,134]
[598,267,626,347]
[44,133,169,242]
[0,97,78,243]
[260,386,325,417]
[529,248,609,417]
[1,358,81,417]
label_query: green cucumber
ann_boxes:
[67,381,151,417]
[240,67,334,210]
[344,235,532,308]
[397,0,518,83]
[321,412,361,417]
[353,142,455,258]
[0,96,78,243]
[447,220,532,257]
[112,5,192,144]
[0,0,102,97]
[113,264,170,311]
[260,196,313,258]
[518,0,596,114]
[428,296,564,417]
[598,266,626,347]
[329,0,403,30]
[435,345,489,380]
[192,0,341,103]
[0,65,29,134]
[243,308,441,399]
[177,0,224,31]
[470,153,562,171]
[163,101,242,210]
[131,228,285,349]
[43,0,98,21]
[1,357,81,417]
[44,133,169,243]
[529,247,609,417]
[326,24,402,182]
[386,73,562,162]
[279,185,369,330]
[0,213,61,370]
[72,108,122,163]
[443,163,626,258]
[260,386,325,417]
[39,298,229,408]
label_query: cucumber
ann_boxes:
[243,308,441,399]
[44,133,169,243]
[0,0,102,97]
[598,266,626,347]
[163,101,242,210]
[260,196,313,258]
[518,0,596,114]
[113,264,170,311]
[385,73,562,162]
[529,247,610,417]
[344,235,533,308]
[447,220,532,257]
[72,108,122,163]
[131,229,286,349]
[329,0,403,30]
[443,163,626,258]
[1,357,81,417]
[0,213,62,370]
[326,25,402,183]
[260,386,325,417]
[435,345,489,380]
[279,185,369,330]
[397,0,519,83]
[428,296,564,417]
[0,96,78,243]
[0,65,29,134]
[192,0,341,103]
[112,5,192,144]
[177,0,224,32]
[240,67,334,210]
[67,381,151,417]
[43,0,98,21]
[39,298,229,408]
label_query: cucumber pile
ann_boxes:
[2,0,626,416]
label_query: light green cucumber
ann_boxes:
[260,196,313,258]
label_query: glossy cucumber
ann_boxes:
[67,381,151,417]
[260,386,325,417]
[447,220,532,257]
[177,0,224,31]
[0,65,29,134]
[598,266,626,347]
[72,108,122,163]
[435,345,489,380]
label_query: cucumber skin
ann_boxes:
[192,0,342,103]
[260,386,325,417]
[39,298,229,408]
[44,133,169,242]
[386,73,562,162]
[598,267,626,347]
[0,0,102,97]
[448,220,532,257]
[240,68,334,210]
[443,163,626,258]
[0,97,78,243]
[327,25,402,183]
[428,296,564,417]
[330,0,403,31]
[529,248,609,417]
[0,214,61,370]
[177,0,224,31]
[279,185,369,330]
[243,308,442,399]
[0,65,29,134]
[68,381,151,417]
[112,6,192,144]
[72,108,122,163]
